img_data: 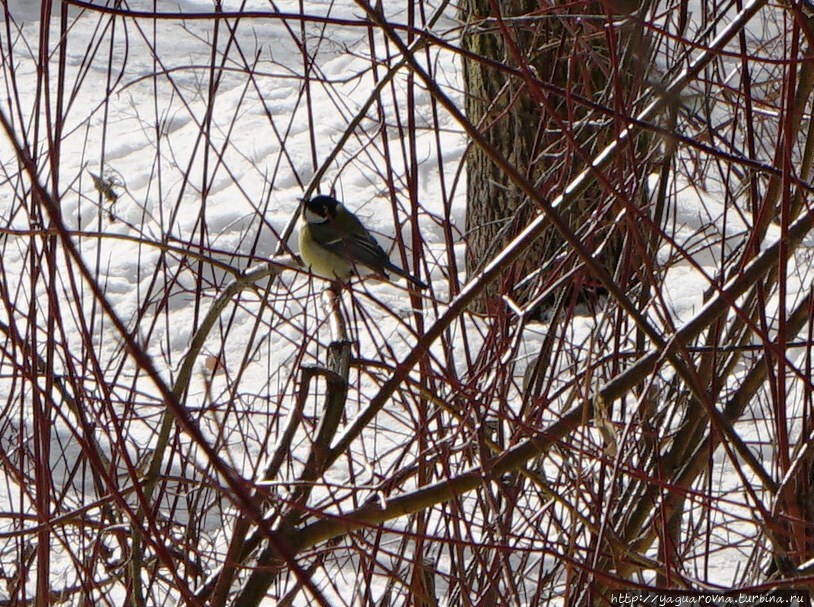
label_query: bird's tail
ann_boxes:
[386,261,429,290]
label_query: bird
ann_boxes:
[298,194,428,290]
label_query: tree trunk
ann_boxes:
[461,0,651,315]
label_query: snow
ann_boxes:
[0,0,811,605]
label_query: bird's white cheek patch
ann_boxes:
[303,208,328,224]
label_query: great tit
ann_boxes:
[298,195,428,290]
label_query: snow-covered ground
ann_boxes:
[1,0,811,604]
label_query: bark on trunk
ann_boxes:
[461,0,651,314]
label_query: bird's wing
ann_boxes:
[307,215,391,273]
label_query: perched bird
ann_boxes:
[298,194,428,290]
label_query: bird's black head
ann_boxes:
[303,195,340,219]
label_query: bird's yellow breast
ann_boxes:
[298,222,352,281]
